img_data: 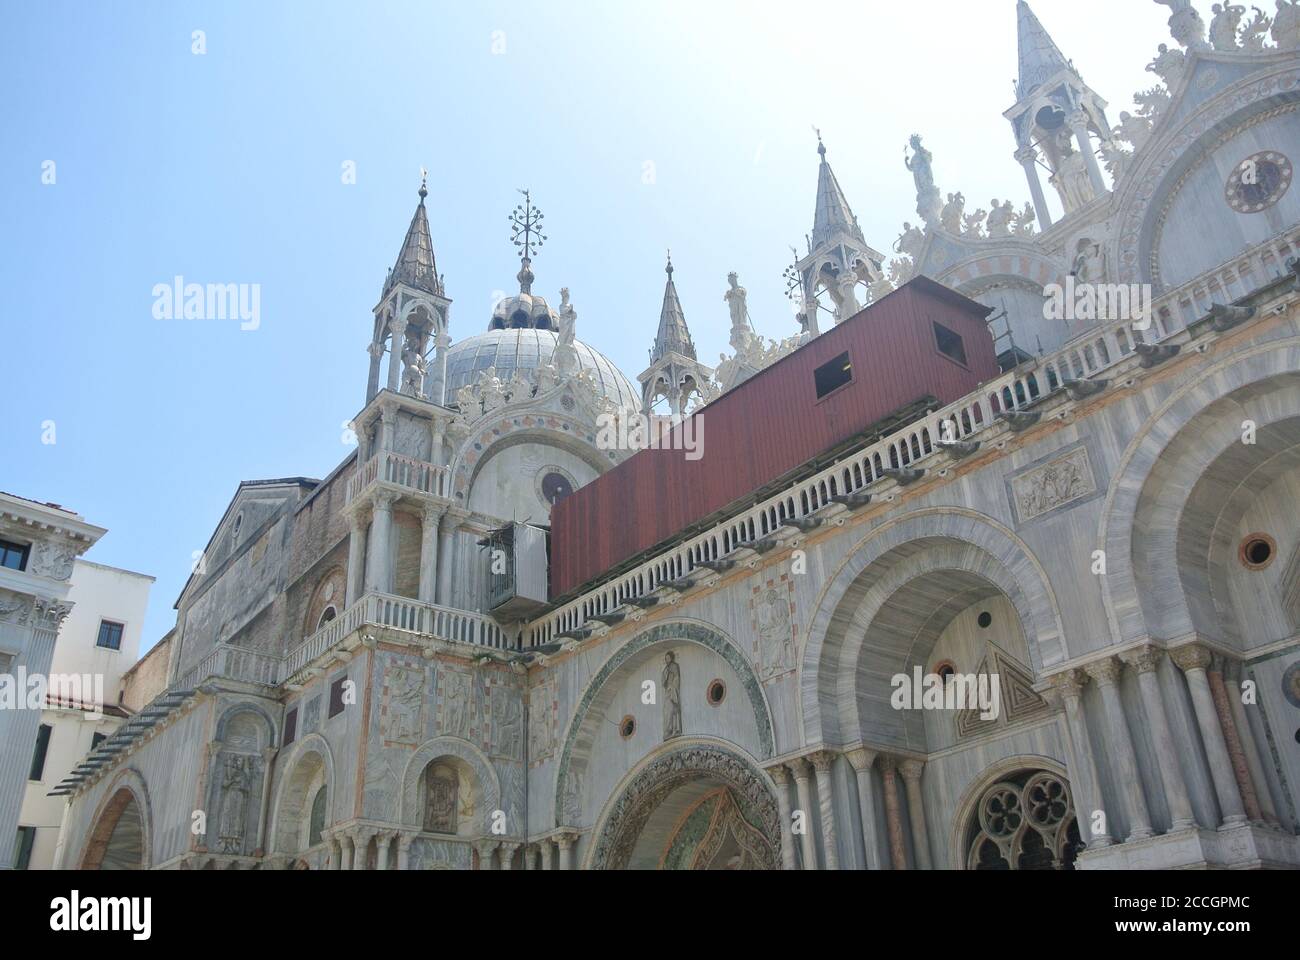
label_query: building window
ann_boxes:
[317,606,337,630]
[91,732,106,751]
[328,676,348,718]
[619,715,636,739]
[29,724,52,781]
[1239,533,1276,571]
[0,538,29,571]
[308,786,327,847]
[933,322,968,366]
[814,352,853,399]
[14,826,35,870]
[284,707,299,746]
[706,679,727,706]
[96,620,124,651]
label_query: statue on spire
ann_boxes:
[905,135,942,229]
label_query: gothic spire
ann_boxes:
[651,253,697,362]
[1016,1,1074,98]
[386,171,442,296]
[810,134,866,250]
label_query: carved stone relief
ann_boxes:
[749,575,796,681]
[1010,446,1098,523]
[381,662,427,745]
[528,675,556,764]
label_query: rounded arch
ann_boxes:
[450,416,618,503]
[269,733,335,855]
[398,736,500,834]
[214,700,279,749]
[1100,341,1300,645]
[80,767,152,870]
[302,566,345,640]
[948,756,1081,870]
[584,738,781,871]
[1112,62,1300,287]
[800,509,1064,745]
[553,620,776,824]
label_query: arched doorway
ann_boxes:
[589,743,781,871]
[963,769,1083,870]
[82,788,146,870]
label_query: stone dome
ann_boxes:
[491,292,558,330]
[444,328,640,410]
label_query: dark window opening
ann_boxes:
[934,322,968,366]
[91,732,106,752]
[619,715,636,739]
[14,826,35,870]
[0,538,30,572]
[284,707,299,745]
[814,352,853,399]
[328,676,348,718]
[29,724,52,781]
[977,611,993,629]
[96,620,124,650]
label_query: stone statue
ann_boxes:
[478,366,506,412]
[1100,139,1133,181]
[940,192,965,234]
[754,587,793,678]
[835,272,862,322]
[423,763,458,834]
[554,288,580,378]
[1275,0,1300,49]
[1147,43,1188,90]
[962,208,988,239]
[1116,111,1155,152]
[1210,3,1247,48]
[985,201,1015,238]
[893,222,926,260]
[1156,0,1210,49]
[662,652,682,740]
[888,257,916,287]
[1011,202,1038,237]
[218,755,254,851]
[1049,134,1094,212]
[1071,238,1107,284]
[506,368,531,403]
[724,273,756,354]
[455,382,480,419]
[534,359,560,394]
[904,134,942,227]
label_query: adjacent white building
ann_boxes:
[16,559,154,869]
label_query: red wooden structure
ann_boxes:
[549,276,999,598]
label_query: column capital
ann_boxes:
[372,490,399,512]
[899,759,925,783]
[367,341,386,360]
[789,757,813,781]
[808,750,837,774]
[1171,643,1212,673]
[379,396,399,421]
[766,763,792,786]
[877,754,900,775]
[1048,668,1087,699]
[1014,144,1039,165]
[1083,656,1124,686]
[1066,109,1091,129]
[843,747,878,773]
[554,830,579,849]
[421,503,446,526]
[1119,643,1162,674]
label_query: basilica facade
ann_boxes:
[50,1,1300,870]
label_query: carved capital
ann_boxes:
[1170,644,1212,673]
[843,748,878,773]
[1014,144,1039,166]
[421,503,445,527]
[808,750,837,774]
[372,490,399,512]
[766,764,792,786]
[1066,110,1091,131]
[554,830,578,850]
[1120,644,1162,675]
[1048,668,1086,700]
[877,755,899,776]
[899,759,925,783]
[33,598,73,627]
[379,399,399,423]
[789,757,813,782]
[1083,656,1124,686]
[367,341,385,360]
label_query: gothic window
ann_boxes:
[317,606,338,629]
[308,785,327,847]
[422,762,459,834]
[965,770,1083,870]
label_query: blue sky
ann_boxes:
[0,0,1172,649]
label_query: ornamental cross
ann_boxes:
[509,188,547,261]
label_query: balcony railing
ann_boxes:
[176,642,285,690]
[523,230,1300,648]
[284,592,514,681]
[346,450,450,505]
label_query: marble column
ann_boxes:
[376,832,392,871]
[366,341,384,402]
[1223,660,1280,827]
[844,748,883,870]
[418,505,443,605]
[339,834,354,870]
[1069,110,1107,195]
[330,835,343,870]
[352,830,370,870]
[541,839,555,871]
[556,831,577,870]
[527,844,541,870]
[366,492,397,596]
[432,331,451,407]
[1121,646,1196,830]
[1050,669,1113,846]
[766,764,798,870]
[435,511,462,606]
[809,751,840,870]
[498,842,518,870]
[397,834,412,870]
[899,760,932,870]
[878,757,908,870]
[385,321,403,393]
[1172,645,1248,825]
[1084,657,1154,840]
[1207,655,1264,823]
[791,759,818,870]
[345,512,367,606]
[1015,144,1054,230]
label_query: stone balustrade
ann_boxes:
[345,450,449,505]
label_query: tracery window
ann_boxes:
[965,770,1083,870]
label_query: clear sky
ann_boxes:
[1,0,1175,650]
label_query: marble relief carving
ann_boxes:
[749,575,796,680]
[1011,446,1097,523]
[381,663,426,745]
[528,676,556,764]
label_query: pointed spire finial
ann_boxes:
[815,126,826,159]
[418,167,428,202]
[666,249,674,277]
